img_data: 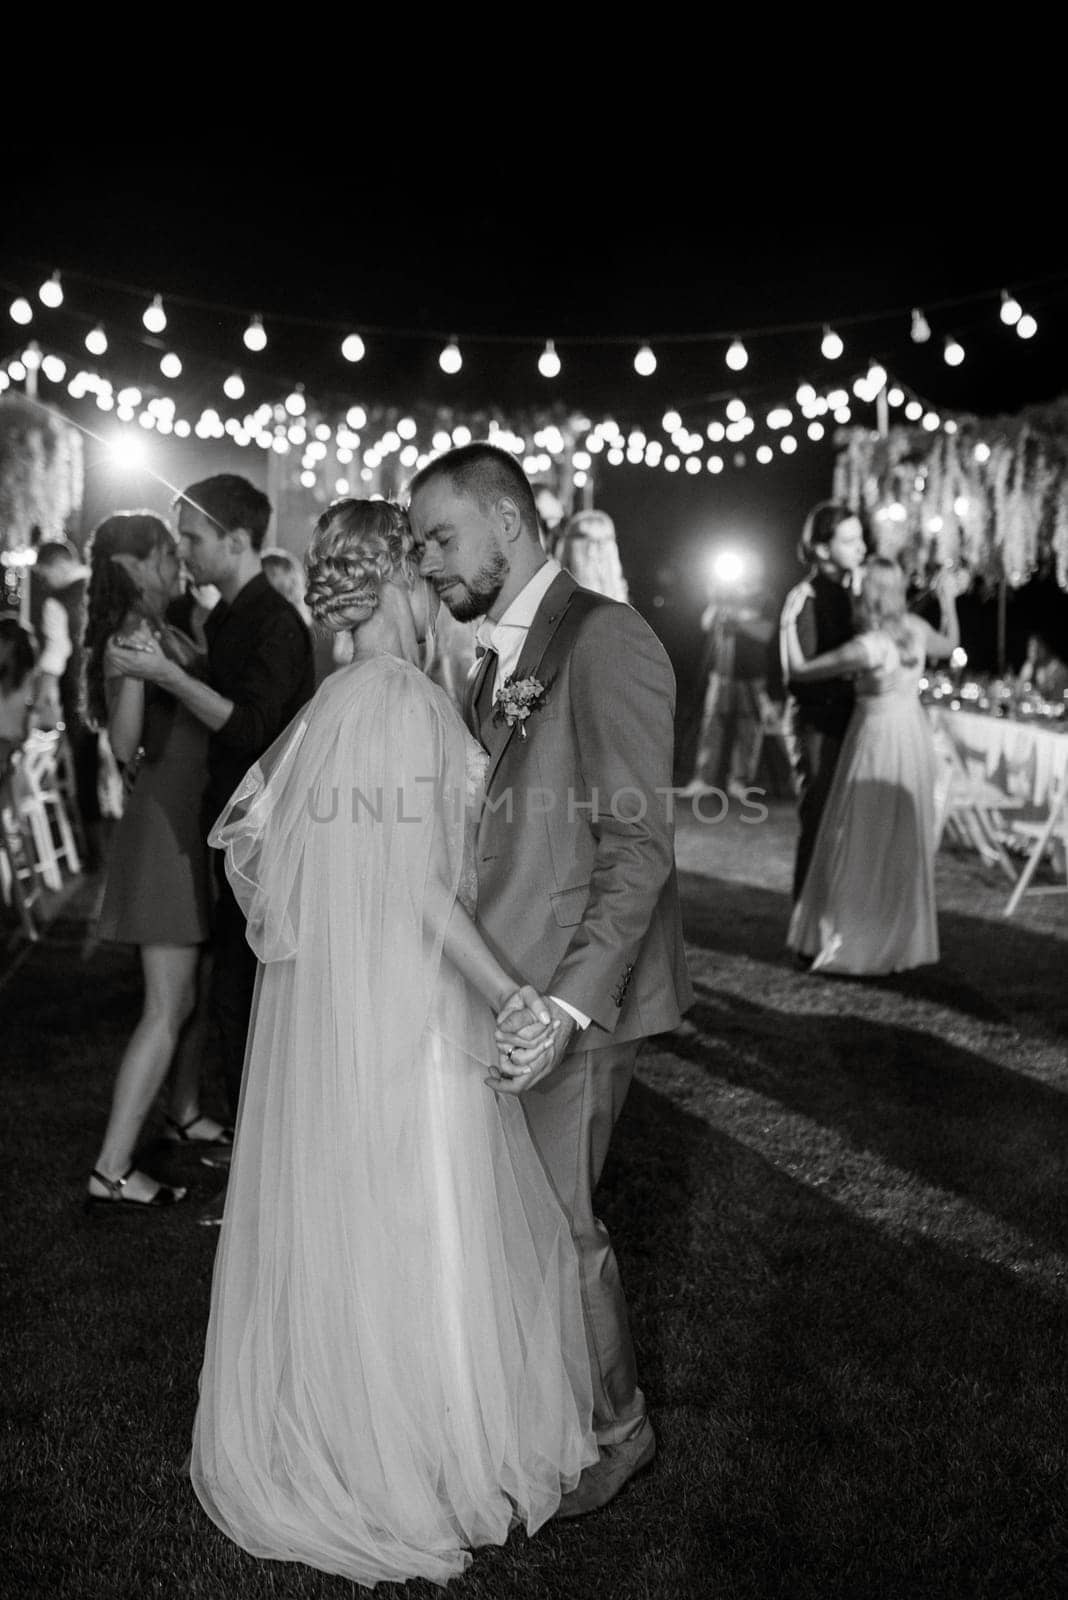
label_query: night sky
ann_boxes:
[4,136,1067,678]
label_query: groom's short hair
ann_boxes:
[408,443,540,537]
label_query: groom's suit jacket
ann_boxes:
[468,571,693,1051]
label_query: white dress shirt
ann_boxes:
[475,556,561,699]
[476,558,591,1033]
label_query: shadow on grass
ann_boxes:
[677,868,1068,1035]
[673,983,1068,1255]
[593,1073,1065,1598]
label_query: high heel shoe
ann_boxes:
[84,1166,187,1211]
[162,1113,234,1146]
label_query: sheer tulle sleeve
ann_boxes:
[208,654,468,1049]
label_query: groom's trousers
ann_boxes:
[522,1038,646,1447]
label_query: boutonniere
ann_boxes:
[494,674,548,739]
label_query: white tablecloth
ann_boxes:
[927,707,1068,809]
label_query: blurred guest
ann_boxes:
[779,503,867,902]
[0,617,37,768]
[29,540,104,866]
[783,558,959,976]
[107,476,315,1143]
[680,566,776,799]
[555,509,629,602]
[1018,630,1068,700]
[82,513,223,1211]
[261,545,340,686]
[260,546,310,620]
[535,485,566,553]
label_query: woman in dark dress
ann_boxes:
[82,512,226,1210]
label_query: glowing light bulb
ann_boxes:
[347,405,367,429]
[820,325,843,360]
[633,344,657,376]
[39,271,63,308]
[538,339,561,378]
[756,444,773,464]
[42,355,66,383]
[341,332,365,363]
[726,398,747,422]
[223,372,245,400]
[143,293,167,333]
[999,289,1022,326]
[944,335,965,366]
[160,352,182,379]
[910,307,931,344]
[1016,313,1037,339]
[438,338,463,374]
[725,338,748,371]
[285,388,306,416]
[9,297,32,325]
[85,324,108,355]
[243,314,267,352]
[796,383,816,407]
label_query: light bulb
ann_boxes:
[999,289,1022,326]
[243,314,267,352]
[439,338,463,374]
[1016,313,1037,339]
[633,343,657,376]
[223,372,245,400]
[42,354,66,383]
[944,335,965,367]
[820,325,843,360]
[160,352,182,379]
[9,297,32,325]
[347,405,367,429]
[39,271,63,308]
[85,324,108,355]
[143,293,167,333]
[725,338,748,371]
[341,332,365,363]
[910,307,931,344]
[285,389,306,416]
[538,339,561,378]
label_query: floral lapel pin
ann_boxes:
[494,674,549,739]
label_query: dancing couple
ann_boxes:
[189,444,693,1585]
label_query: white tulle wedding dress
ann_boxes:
[190,654,595,1587]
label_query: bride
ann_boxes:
[190,498,595,1586]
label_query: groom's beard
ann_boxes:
[438,549,509,622]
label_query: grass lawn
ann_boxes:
[2,799,1065,1599]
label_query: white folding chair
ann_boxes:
[931,724,1023,883]
[1003,770,1068,917]
[0,762,42,940]
[13,729,82,891]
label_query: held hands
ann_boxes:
[105,627,175,685]
[489,988,576,1095]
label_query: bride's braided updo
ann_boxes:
[304,499,420,633]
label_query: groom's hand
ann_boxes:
[492,996,576,1095]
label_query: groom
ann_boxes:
[410,444,693,1518]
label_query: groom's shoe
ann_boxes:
[555,1417,656,1520]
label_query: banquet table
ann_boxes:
[926,705,1068,814]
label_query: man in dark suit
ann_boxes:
[410,443,693,1519]
[779,502,867,904]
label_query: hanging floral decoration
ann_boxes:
[833,396,1068,592]
[0,392,84,550]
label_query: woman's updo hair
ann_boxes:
[304,498,420,633]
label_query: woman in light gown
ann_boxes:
[190,498,595,1588]
[783,557,959,976]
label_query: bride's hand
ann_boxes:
[496,985,556,1049]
